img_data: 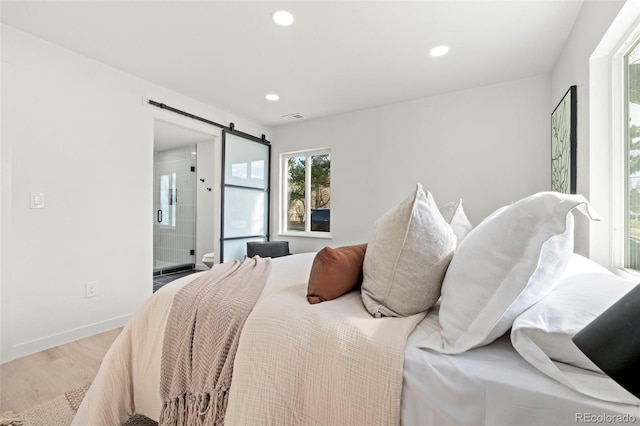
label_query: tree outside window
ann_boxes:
[627,41,640,269]
[283,150,331,233]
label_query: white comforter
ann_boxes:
[73,253,424,426]
[73,252,640,426]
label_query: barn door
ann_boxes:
[220,130,270,262]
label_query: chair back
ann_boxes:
[246,241,290,258]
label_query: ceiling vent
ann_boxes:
[281,113,305,121]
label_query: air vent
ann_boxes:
[281,113,305,121]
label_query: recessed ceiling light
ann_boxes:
[266,93,280,101]
[429,45,449,57]
[272,10,294,26]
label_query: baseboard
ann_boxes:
[6,314,132,363]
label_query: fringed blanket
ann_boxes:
[159,256,270,426]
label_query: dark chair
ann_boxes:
[246,241,291,259]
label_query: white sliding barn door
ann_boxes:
[220,130,270,262]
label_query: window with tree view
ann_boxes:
[283,150,331,234]
[626,39,640,269]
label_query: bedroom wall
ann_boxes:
[0,25,268,363]
[549,0,625,263]
[271,74,551,254]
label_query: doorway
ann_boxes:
[153,118,216,278]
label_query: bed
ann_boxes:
[73,189,640,425]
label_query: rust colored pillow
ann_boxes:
[307,244,368,304]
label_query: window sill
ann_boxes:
[613,267,640,281]
[278,231,333,239]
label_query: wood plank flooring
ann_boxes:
[0,327,122,414]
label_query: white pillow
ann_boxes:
[559,252,610,276]
[439,199,473,244]
[361,183,456,318]
[511,266,639,404]
[521,252,609,372]
[420,191,600,354]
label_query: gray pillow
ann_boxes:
[361,183,456,317]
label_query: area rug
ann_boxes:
[0,384,157,426]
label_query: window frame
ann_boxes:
[158,172,177,228]
[612,26,640,276]
[279,148,332,238]
[588,1,640,275]
[623,38,640,271]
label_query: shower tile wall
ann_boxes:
[153,146,196,271]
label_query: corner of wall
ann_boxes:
[1,60,14,363]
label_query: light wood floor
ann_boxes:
[0,327,122,414]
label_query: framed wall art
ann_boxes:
[551,85,577,194]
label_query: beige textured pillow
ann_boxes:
[361,183,456,318]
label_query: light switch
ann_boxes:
[30,192,45,209]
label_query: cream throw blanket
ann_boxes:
[159,256,270,426]
[71,253,424,426]
[225,275,426,426]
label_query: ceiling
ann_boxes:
[1,0,584,128]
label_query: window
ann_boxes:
[626,39,640,270]
[281,149,331,235]
[590,2,640,271]
[159,173,177,227]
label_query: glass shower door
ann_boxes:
[153,145,197,273]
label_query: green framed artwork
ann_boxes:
[551,85,577,194]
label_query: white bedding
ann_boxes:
[74,252,640,426]
[402,306,640,426]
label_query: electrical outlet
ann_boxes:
[85,281,98,298]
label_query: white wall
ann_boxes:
[0,25,268,363]
[550,0,625,259]
[196,140,217,269]
[1,60,15,365]
[271,75,551,254]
